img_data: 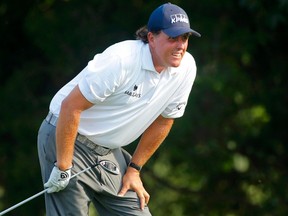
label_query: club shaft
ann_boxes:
[0,165,95,215]
[0,189,48,216]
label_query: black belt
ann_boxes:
[45,112,111,156]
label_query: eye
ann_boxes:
[168,36,178,42]
[168,34,190,42]
[182,34,190,41]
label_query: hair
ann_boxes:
[135,25,161,43]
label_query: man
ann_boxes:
[38,2,201,216]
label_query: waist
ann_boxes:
[45,112,111,156]
[45,111,58,126]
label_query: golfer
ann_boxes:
[37,2,200,215]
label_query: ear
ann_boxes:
[147,32,155,45]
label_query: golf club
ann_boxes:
[0,159,119,215]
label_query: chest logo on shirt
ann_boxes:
[124,85,141,98]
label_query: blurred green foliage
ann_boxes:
[0,0,287,215]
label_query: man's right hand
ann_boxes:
[44,166,71,193]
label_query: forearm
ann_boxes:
[119,115,174,208]
[55,86,93,171]
[130,115,174,167]
[56,106,81,170]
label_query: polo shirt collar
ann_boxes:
[141,43,157,72]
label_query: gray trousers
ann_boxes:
[37,119,152,216]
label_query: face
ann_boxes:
[148,31,190,72]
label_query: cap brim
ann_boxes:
[163,27,201,38]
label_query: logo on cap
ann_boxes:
[170,14,189,24]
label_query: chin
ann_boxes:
[168,57,182,67]
[170,61,181,68]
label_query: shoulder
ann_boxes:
[182,51,196,68]
[180,51,197,77]
[169,51,197,82]
[88,40,145,72]
[103,40,145,58]
[172,51,197,76]
[102,40,146,71]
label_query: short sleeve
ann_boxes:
[161,56,197,118]
[78,53,122,104]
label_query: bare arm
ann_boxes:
[131,115,174,166]
[118,115,174,210]
[56,85,93,170]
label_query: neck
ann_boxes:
[149,48,166,73]
[154,65,165,73]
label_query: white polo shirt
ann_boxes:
[50,40,197,148]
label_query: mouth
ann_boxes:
[172,52,182,59]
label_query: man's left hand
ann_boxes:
[118,167,150,210]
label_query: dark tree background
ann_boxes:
[0,0,287,215]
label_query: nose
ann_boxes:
[176,37,186,49]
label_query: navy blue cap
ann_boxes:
[147,3,201,37]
